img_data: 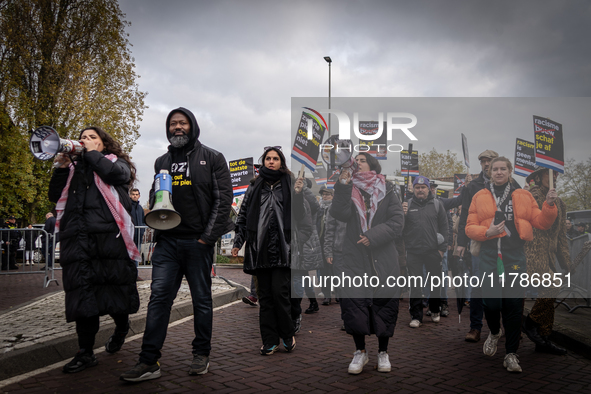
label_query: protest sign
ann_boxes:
[229,157,253,195]
[358,121,388,160]
[326,169,340,189]
[400,149,419,176]
[231,195,245,215]
[461,133,470,169]
[454,174,467,197]
[514,138,536,177]
[314,161,327,185]
[533,116,564,173]
[436,189,449,199]
[291,111,326,172]
[254,164,261,177]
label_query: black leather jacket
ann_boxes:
[233,177,312,274]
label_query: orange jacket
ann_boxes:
[466,188,557,242]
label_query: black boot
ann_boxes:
[304,299,319,314]
[105,320,130,354]
[535,336,567,355]
[522,315,545,346]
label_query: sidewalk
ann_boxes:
[0,266,248,381]
[1,266,591,392]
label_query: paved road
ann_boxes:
[2,266,591,393]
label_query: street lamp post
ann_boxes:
[324,56,332,136]
[324,56,333,179]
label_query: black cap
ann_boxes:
[8,215,15,219]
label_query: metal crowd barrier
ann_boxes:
[556,233,591,312]
[0,227,58,287]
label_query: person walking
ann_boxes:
[120,107,234,381]
[129,188,146,280]
[456,149,499,343]
[402,176,448,327]
[522,166,571,355]
[331,152,404,375]
[48,127,140,373]
[232,147,312,355]
[466,156,557,373]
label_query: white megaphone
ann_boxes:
[145,170,182,230]
[29,126,84,161]
[321,135,358,181]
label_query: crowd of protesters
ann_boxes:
[7,107,587,381]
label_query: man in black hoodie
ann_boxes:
[121,108,233,382]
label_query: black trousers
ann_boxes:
[407,250,442,321]
[256,267,294,346]
[76,313,128,353]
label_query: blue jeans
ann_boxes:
[139,236,213,364]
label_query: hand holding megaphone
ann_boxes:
[53,153,71,169]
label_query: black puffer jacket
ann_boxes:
[234,176,312,275]
[330,180,404,337]
[48,151,139,322]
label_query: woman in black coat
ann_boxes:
[232,147,311,355]
[331,152,404,375]
[48,127,140,373]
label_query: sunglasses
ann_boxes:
[264,146,282,151]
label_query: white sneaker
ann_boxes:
[503,353,522,373]
[409,319,422,328]
[348,350,368,374]
[377,351,391,372]
[483,329,503,356]
[431,312,440,323]
[25,262,30,266]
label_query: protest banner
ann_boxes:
[254,164,261,177]
[461,133,470,169]
[400,149,419,176]
[229,157,253,195]
[291,111,326,172]
[514,138,536,177]
[358,120,388,160]
[454,174,467,197]
[533,115,564,173]
[314,161,327,185]
[436,189,449,199]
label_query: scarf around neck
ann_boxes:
[488,181,512,278]
[351,171,386,233]
[55,154,140,261]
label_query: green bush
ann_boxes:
[216,255,231,264]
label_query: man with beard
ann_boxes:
[121,108,233,382]
[402,176,448,328]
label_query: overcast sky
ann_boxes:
[118,0,591,200]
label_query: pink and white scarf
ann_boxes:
[351,171,387,233]
[55,154,140,261]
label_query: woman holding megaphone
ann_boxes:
[48,127,140,373]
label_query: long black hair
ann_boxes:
[79,127,137,186]
[259,147,292,175]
